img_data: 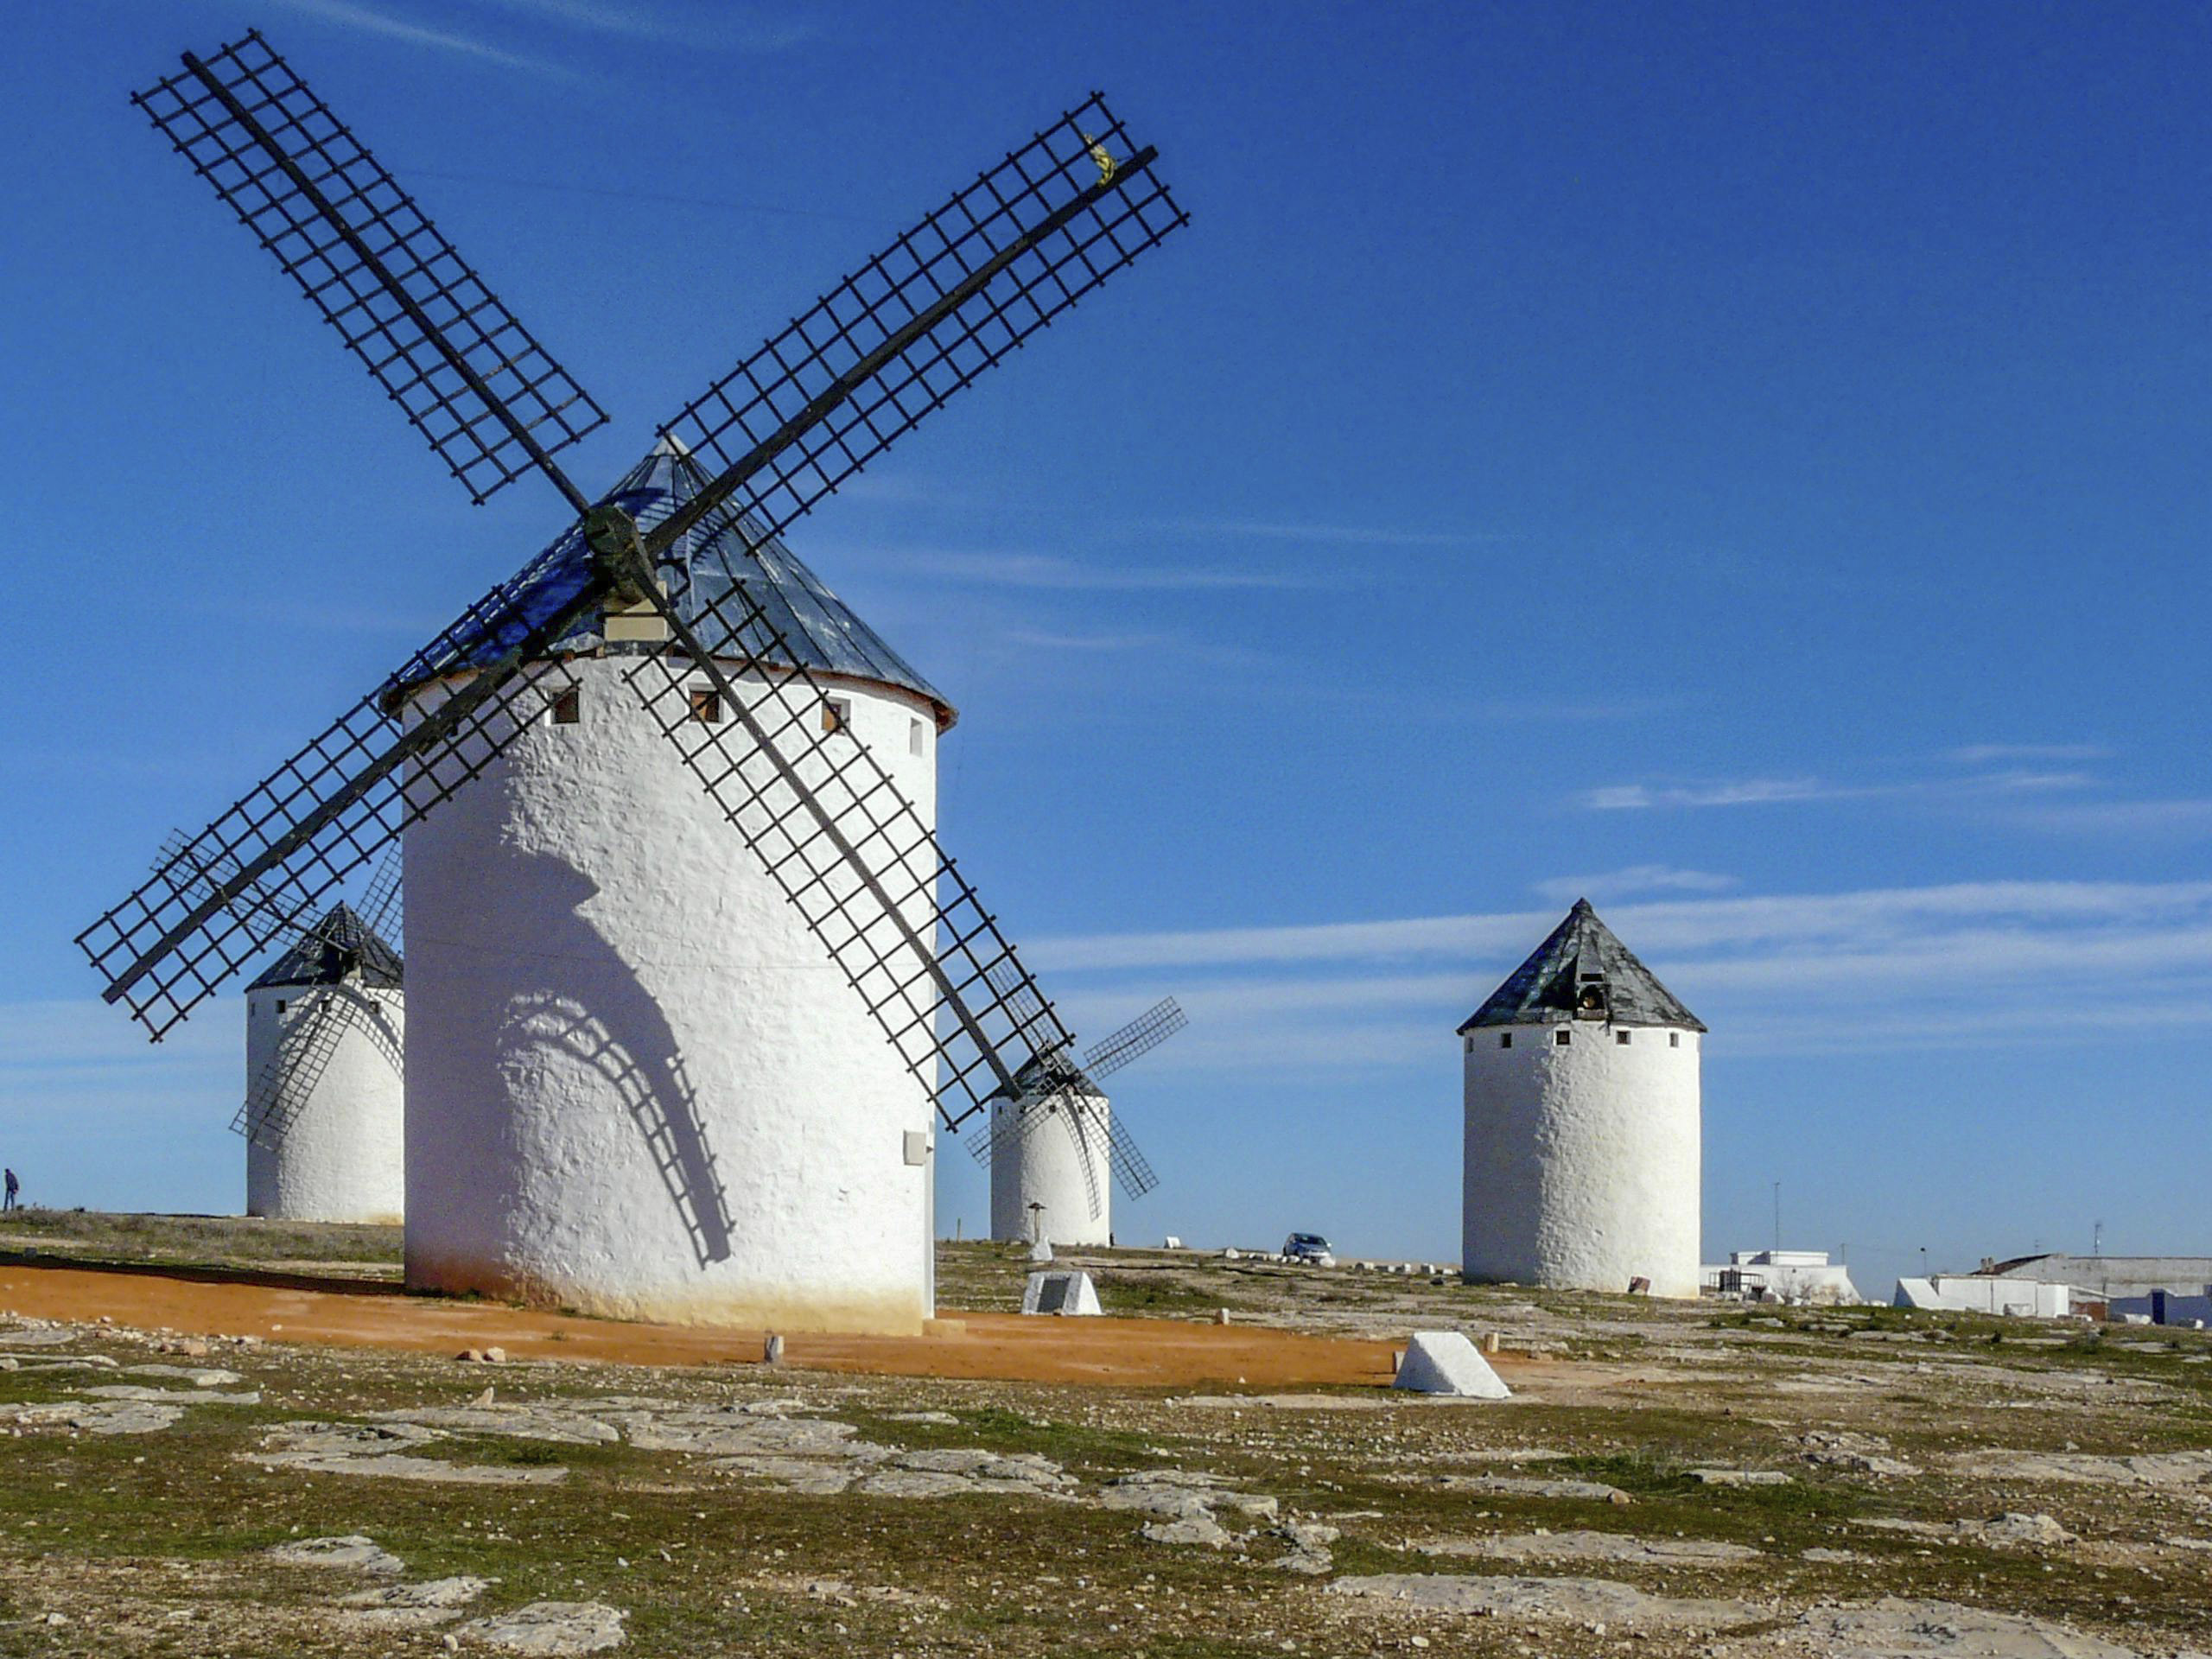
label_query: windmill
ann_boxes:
[234,849,405,1224]
[80,32,1185,1332]
[970,969,1184,1245]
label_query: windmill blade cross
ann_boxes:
[92,38,1185,1059]
[133,31,605,508]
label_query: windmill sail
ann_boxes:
[651,93,1184,554]
[132,30,605,506]
[90,32,1186,1173]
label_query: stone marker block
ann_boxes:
[1391,1331,1511,1399]
[1021,1270,1102,1317]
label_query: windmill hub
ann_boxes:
[582,504,647,589]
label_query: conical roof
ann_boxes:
[392,439,951,725]
[247,903,404,992]
[1458,899,1703,1032]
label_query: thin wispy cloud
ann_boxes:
[2009,798,2212,838]
[1000,628,1178,655]
[1025,880,2212,1072]
[832,476,1496,554]
[463,0,813,50]
[1534,865,1738,903]
[1143,517,1512,550]
[1581,766,2099,813]
[265,0,580,77]
[1030,880,2212,973]
[836,547,1329,593]
[1584,777,1848,810]
[1948,743,2111,766]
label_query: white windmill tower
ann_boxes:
[240,890,405,1224]
[975,988,1184,1247]
[1459,899,1706,1299]
[86,34,1185,1337]
[398,440,960,1329]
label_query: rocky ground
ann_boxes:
[0,1215,2206,1656]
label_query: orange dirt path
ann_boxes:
[0,1261,1402,1389]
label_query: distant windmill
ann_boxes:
[235,849,404,1224]
[971,967,1183,1245]
[80,32,1185,1332]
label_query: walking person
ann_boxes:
[3,1169,17,1212]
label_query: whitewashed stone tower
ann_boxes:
[989,1075,1113,1247]
[243,905,405,1224]
[1459,899,1704,1299]
[400,441,949,1334]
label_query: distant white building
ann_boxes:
[1895,1275,2071,1319]
[1459,899,1705,1300]
[1704,1249,1860,1305]
[1982,1254,2212,1302]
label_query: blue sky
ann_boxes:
[1,2,2206,1296]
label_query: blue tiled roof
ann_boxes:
[391,441,950,723]
[1459,899,1705,1032]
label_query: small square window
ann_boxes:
[1498,1033,1512,1049]
[909,718,925,757]
[275,1000,288,1015]
[823,696,851,735]
[550,687,581,725]
[1554,1029,1572,1046]
[1669,1032,1681,1048]
[689,688,722,724]
[1616,1029,1631,1046]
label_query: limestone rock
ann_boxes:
[339,1576,491,1630]
[1327,1573,1763,1630]
[365,1406,619,1446]
[0,1399,181,1435]
[458,1600,625,1654]
[1418,1529,1758,1566]
[265,1535,405,1574]
[1717,1597,2151,1657]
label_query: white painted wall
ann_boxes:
[1896,1276,2071,1318]
[989,1086,1111,1246]
[244,982,405,1224]
[402,655,941,1334]
[1462,1021,1701,1299]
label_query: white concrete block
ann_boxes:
[1021,1270,1102,1317]
[1391,1331,1510,1398]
